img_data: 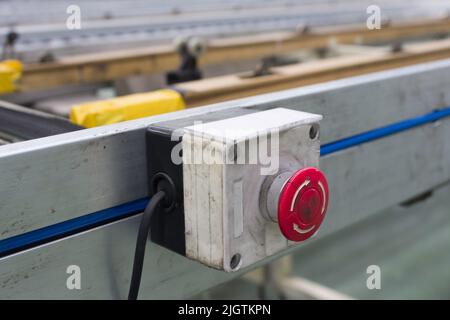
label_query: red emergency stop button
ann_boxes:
[278,167,329,242]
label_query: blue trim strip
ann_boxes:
[321,108,450,156]
[1,106,450,256]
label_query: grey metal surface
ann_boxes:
[0,100,81,141]
[1,59,450,241]
[180,111,321,271]
[0,59,450,298]
[293,182,450,299]
[0,0,325,26]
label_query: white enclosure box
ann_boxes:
[181,108,323,271]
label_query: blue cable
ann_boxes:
[1,106,450,256]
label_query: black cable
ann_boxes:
[128,190,166,300]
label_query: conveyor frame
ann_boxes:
[1,59,450,298]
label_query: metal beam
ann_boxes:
[15,18,450,92]
[1,60,450,298]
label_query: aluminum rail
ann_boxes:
[1,106,450,256]
[0,0,340,26]
[1,59,450,298]
[0,60,450,299]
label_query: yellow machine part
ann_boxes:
[70,89,186,128]
[0,60,22,94]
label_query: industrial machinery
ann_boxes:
[1,58,450,298]
[1,0,450,301]
[146,108,327,271]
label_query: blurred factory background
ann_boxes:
[2,0,450,120]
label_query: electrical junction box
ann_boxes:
[147,108,329,272]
